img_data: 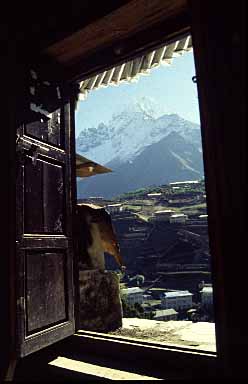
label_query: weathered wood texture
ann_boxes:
[16,94,76,357]
[39,0,190,83]
[26,109,62,146]
[44,0,188,65]
[26,251,67,332]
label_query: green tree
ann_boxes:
[121,298,156,319]
[121,297,141,318]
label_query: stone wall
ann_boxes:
[79,270,123,332]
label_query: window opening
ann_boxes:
[75,35,216,353]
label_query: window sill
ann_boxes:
[73,330,217,379]
[14,330,218,381]
[107,318,216,353]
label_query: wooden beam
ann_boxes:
[38,0,189,84]
[67,18,190,84]
[43,0,188,67]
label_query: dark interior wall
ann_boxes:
[0,32,19,380]
[190,0,246,378]
[0,65,11,380]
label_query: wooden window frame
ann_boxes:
[1,0,246,380]
[64,1,246,379]
[69,34,218,380]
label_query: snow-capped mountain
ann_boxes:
[76,99,203,198]
[76,98,201,165]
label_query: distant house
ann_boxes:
[147,288,168,299]
[200,286,213,307]
[199,214,208,220]
[147,192,162,198]
[121,287,144,305]
[143,294,153,301]
[153,210,174,221]
[170,213,188,224]
[88,196,105,200]
[161,290,193,311]
[153,309,178,321]
[169,180,200,187]
[105,203,123,214]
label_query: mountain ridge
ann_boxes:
[76,100,201,165]
[76,101,203,198]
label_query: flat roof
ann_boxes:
[106,203,122,207]
[148,288,167,291]
[201,287,213,293]
[122,287,144,294]
[154,309,178,316]
[163,290,193,298]
[170,214,187,218]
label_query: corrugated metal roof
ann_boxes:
[78,34,192,100]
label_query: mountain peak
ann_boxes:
[117,96,167,120]
[76,106,201,166]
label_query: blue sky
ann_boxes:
[75,52,200,137]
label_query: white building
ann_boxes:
[105,203,123,214]
[153,210,174,221]
[161,290,193,311]
[200,286,213,307]
[170,213,188,224]
[143,294,153,301]
[153,308,178,321]
[147,192,162,198]
[121,287,144,305]
[199,214,208,220]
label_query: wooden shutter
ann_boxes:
[15,95,76,357]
